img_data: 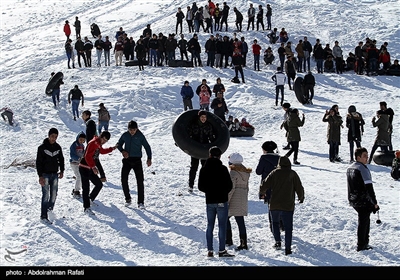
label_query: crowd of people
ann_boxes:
[32,1,398,259]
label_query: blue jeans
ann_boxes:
[254,54,260,70]
[270,210,294,250]
[71,99,80,118]
[150,49,157,66]
[52,89,60,107]
[96,49,102,66]
[98,120,109,135]
[316,58,324,73]
[41,173,59,219]
[206,202,228,251]
[104,50,110,66]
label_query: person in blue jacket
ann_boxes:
[180,80,195,111]
[117,120,152,209]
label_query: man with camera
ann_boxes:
[347,147,380,252]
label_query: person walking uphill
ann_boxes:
[79,131,117,215]
[226,152,252,251]
[117,121,152,209]
[260,156,304,255]
[50,72,64,108]
[347,147,379,251]
[198,146,234,258]
[68,85,84,121]
[36,128,65,224]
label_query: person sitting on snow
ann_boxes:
[1,106,14,126]
[240,117,255,130]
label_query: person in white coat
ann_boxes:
[226,152,252,251]
[271,67,287,106]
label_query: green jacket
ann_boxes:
[284,111,305,142]
[260,156,304,211]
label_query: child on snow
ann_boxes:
[199,85,211,111]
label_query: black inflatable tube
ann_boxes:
[372,151,395,166]
[230,128,255,137]
[172,109,230,159]
[45,72,63,96]
[294,77,307,105]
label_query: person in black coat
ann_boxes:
[187,111,215,193]
[303,71,315,104]
[232,51,245,83]
[211,92,229,121]
[90,23,101,38]
[256,141,282,231]
[346,105,365,162]
[187,34,202,67]
[36,128,65,223]
[347,147,379,251]
[75,37,87,68]
[198,146,234,257]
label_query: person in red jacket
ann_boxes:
[79,131,118,215]
[64,20,71,41]
[378,48,391,70]
[252,39,262,71]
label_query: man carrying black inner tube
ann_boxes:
[187,110,215,193]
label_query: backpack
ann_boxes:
[231,76,240,83]
[391,158,400,180]
[98,108,110,121]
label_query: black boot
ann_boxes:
[236,234,248,251]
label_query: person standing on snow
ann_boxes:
[260,156,304,256]
[180,80,194,111]
[79,131,117,215]
[198,146,234,258]
[36,128,65,224]
[117,121,152,209]
[226,152,252,251]
[70,131,86,198]
[347,147,379,251]
[63,20,71,41]
[271,67,286,107]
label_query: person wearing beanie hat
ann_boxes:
[198,146,234,258]
[79,131,117,215]
[180,80,194,111]
[117,120,152,209]
[186,110,215,193]
[346,105,365,162]
[36,128,65,224]
[226,152,252,251]
[256,140,281,232]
